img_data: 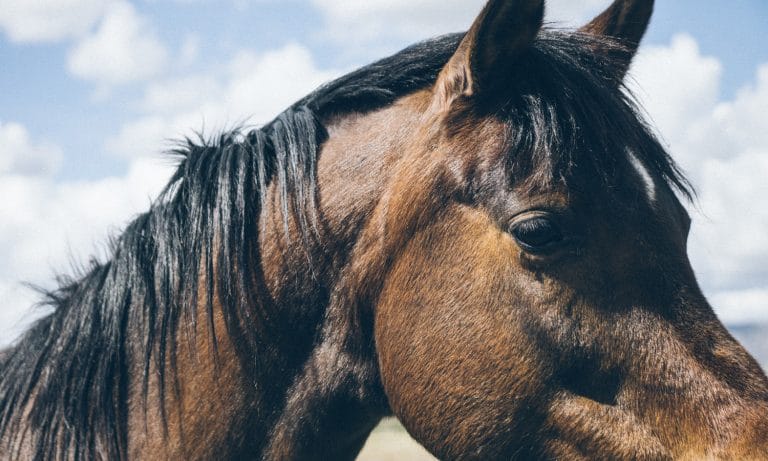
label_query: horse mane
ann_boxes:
[0,30,691,460]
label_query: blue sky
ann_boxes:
[1,0,767,343]
[1,1,766,180]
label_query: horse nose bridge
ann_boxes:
[627,307,768,455]
[583,248,763,369]
[630,283,768,404]
[592,228,701,314]
[680,302,768,379]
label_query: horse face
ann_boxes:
[373,1,768,459]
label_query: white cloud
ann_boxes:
[0,0,111,43]
[0,121,63,176]
[67,1,169,87]
[179,34,201,67]
[713,64,768,156]
[711,289,768,326]
[311,0,608,45]
[629,35,768,324]
[312,0,483,43]
[0,281,42,347]
[141,76,221,117]
[0,153,175,345]
[545,0,608,25]
[694,151,768,290]
[222,45,340,120]
[106,43,341,160]
[628,35,727,168]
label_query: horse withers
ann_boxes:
[2,0,767,459]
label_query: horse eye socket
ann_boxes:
[511,217,565,252]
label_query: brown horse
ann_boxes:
[1,0,767,459]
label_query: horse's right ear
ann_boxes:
[433,0,544,110]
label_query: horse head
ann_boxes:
[359,1,768,459]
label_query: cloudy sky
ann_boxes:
[0,0,767,345]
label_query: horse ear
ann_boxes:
[579,0,654,78]
[434,0,544,108]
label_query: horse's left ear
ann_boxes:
[434,0,545,109]
[579,0,654,79]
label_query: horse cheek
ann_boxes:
[374,206,556,460]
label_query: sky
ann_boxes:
[0,0,767,345]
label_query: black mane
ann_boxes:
[0,30,690,460]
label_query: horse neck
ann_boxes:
[127,292,265,459]
[130,97,429,459]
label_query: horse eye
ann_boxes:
[511,217,565,253]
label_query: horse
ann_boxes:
[2,0,767,459]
